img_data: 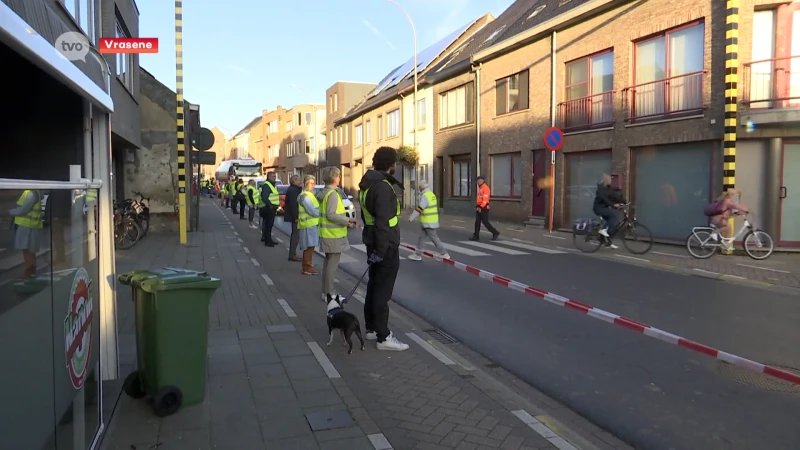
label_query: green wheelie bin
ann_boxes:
[118,268,221,417]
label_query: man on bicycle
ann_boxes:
[593,174,624,249]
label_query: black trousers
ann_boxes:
[248,205,255,222]
[288,220,300,257]
[239,198,247,219]
[231,196,239,214]
[363,245,400,342]
[260,206,276,242]
[474,208,498,237]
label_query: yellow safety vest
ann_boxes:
[320,189,348,239]
[246,185,256,206]
[298,191,320,229]
[360,180,400,227]
[14,190,43,229]
[261,182,280,206]
[417,191,439,225]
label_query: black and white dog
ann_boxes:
[326,294,365,354]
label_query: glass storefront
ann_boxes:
[0,186,102,450]
[564,151,612,225]
[632,143,715,240]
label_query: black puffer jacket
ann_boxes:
[359,169,402,259]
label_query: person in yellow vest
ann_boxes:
[319,167,357,298]
[408,180,450,261]
[358,146,408,351]
[9,189,44,278]
[259,171,281,247]
[245,179,258,229]
[297,175,321,275]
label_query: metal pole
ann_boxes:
[388,0,418,206]
[722,0,739,255]
[174,0,188,244]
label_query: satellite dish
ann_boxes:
[193,127,215,151]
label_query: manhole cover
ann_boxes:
[305,410,354,431]
[424,328,458,344]
[716,362,800,394]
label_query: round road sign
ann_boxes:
[543,127,564,152]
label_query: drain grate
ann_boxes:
[424,328,458,344]
[716,362,800,394]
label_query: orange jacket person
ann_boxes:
[470,176,499,241]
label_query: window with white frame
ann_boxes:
[366,120,372,143]
[387,109,400,138]
[270,144,279,158]
[417,98,427,128]
[305,112,312,125]
[377,115,383,139]
[62,0,95,42]
[439,83,474,129]
[286,121,294,131]
[355,124,363,146]
[496,71,530,115]
[267,120,278,134]
[115,22,135,92]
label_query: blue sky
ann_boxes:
[136,0,515,135]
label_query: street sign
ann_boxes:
[543,127,564,152]
[193,127,215,151]
[192,150,216,165]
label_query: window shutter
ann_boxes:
[496,79,507,115]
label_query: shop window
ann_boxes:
[496,71,529,115]
[451,156,471,197]
[632,143,713,240]
[490,153,522,198]
[565,151,612,224]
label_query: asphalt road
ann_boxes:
[266,214,800,449]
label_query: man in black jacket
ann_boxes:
[592,174,624,249]
[359,146,409,352]
[284,175,303,261]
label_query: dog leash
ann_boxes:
[342,266,370,305]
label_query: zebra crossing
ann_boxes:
[335,240,566,262]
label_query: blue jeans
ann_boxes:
[594,207,618,237]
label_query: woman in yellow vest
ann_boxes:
[408,180,450,261]
[319,166,357,301]
[297,175,321,275]
[9,189,44,278]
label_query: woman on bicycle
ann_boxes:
[708,189,748,246]
[593,174,624,249]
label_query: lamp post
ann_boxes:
[387,0,418,207]
[289,84,319,174]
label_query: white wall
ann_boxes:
[401,86,434,184]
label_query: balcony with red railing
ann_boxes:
[622,70,707,123]
[557,91,615,132]
[742,55,800,109]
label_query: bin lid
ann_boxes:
[134,268,221,293]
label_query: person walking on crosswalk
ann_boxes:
[470,176,499,241]
[408,180,450,261]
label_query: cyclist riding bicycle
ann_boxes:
[593,174,625,249]
[705,189,749,248]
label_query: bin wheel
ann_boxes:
[123,371,145,399]
[153,386,182,417]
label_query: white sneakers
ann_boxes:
[599,228,610,237]
[365,331,377,340]
[441,253,451,259]
[376,333,409,351]
[408,253,423,261]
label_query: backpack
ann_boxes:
[703,200,725,216]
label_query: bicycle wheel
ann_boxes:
[743,230,774,260]
[116,219,141,250]
[138,216,150,237]
[686,230,717,259]
[621,222,653,255]
[573,232,603,253]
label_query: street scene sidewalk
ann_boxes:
[427,211,800,291]
[101,199,631,450]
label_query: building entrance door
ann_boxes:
[779,143,800,245]
[531,150,547,217]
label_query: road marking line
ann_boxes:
[406,333,455,366]
[261,274,274,285]
[722,274,747,280]
[506,228,525,232]
[459,241,529,255]
[541,234,566,240]
[494,240,566,254]
[425,242,490,256]
[233,232,239,236]
[243,247,250,254]
[237,238,243,243]
[334,278,340,283]
[367,433,393,450]
[451,225,465,229]
[693,268,719,276]
[615,254,650,263]
[275,238,283,243]
[307,342,341,379]
[276,298,297,317]
[737,263,790,274]
[512,410,577,450]
[251,258,260,267]
[352,294,365,304]
[452,219,466,223]
[653,251,688,258]
[230,225,235,230]
[555,246,579,252]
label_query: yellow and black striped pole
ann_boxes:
[175,0,188,244]
[722,0,739,255]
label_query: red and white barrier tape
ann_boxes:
[399,243,800,386]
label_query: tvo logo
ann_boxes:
[55,31,90,62]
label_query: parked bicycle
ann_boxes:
[572,203,653,255]
[129,191,151,236]
[685,211,773,260]
[113,205,142,250]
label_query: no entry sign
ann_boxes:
[543,127,564,152]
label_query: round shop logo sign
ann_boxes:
[64,268,94,389]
